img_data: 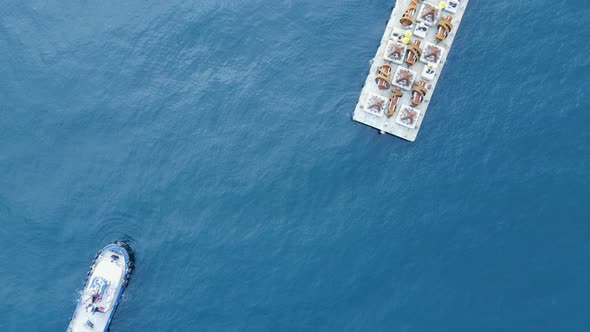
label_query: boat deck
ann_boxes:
[352,0,470,141]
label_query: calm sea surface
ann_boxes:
[1,0,589,331]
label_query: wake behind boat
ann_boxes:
[68,242,132,332]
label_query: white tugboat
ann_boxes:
[68,242,132,332]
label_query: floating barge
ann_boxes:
[353,0,469,141]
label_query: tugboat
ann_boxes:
[68,242,132,332]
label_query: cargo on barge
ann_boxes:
[353,0,470,141]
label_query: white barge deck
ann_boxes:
[353,0,469,141]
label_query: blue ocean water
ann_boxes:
[1,0,589,330]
